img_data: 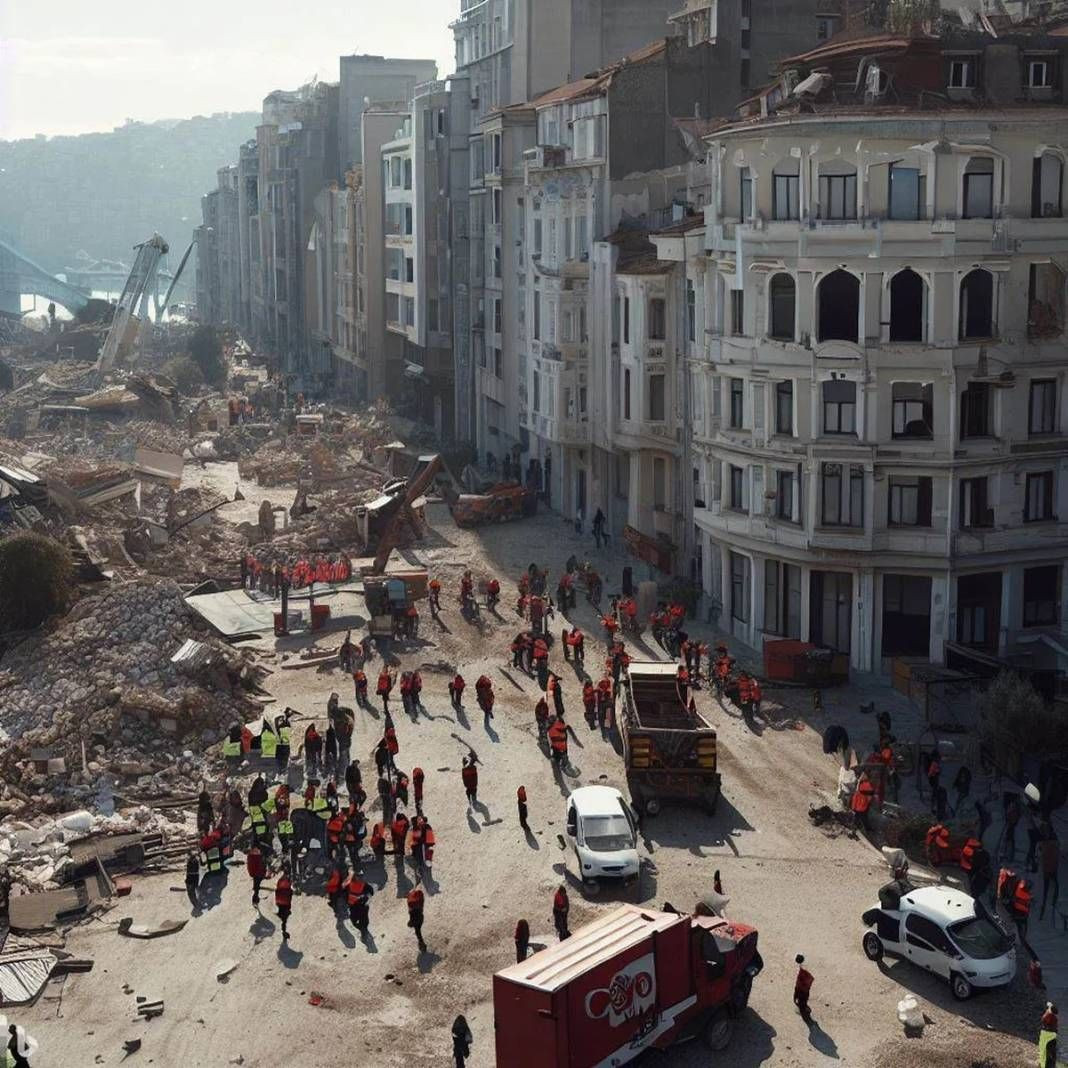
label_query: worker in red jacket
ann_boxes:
[326,862,345,912]
[346,875,374,933]
[377,668,394,713]
[553,884,570,941]
[475,675,495,719]
[407,887,427,952]
[461,756,479,808]
[582,682,597,729]
[517,785,528,829]
[794,954,814,1024]
[246,842,266,906]
[275,867,293,940]
[449,673,466,710]
[412,766,425,811]
[515,917,531,962]
[535,696,551,740]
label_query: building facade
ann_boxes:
[659,32,1068,673]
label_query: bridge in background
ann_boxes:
[0,238,91,317]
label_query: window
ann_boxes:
[405,258,414,283]
[1030,379,1057,435]
[948,57,975,88]
[773,162,800,220]
[653,457,667,510]
[816,14,840,40]
[404,206,413,234]
[623,368,631,420]
[533,218,543,255]
[963,157,994,219]
[730,552,751,624]
[390,156,401,187]
[769,274,796,341]
[493,299,502,334]
[818,166,857,220]
[730,289,745,336]
[960,382,991,438]
[1028,262,1065,339]
[649,298,666,340]
[888,476,932,526]
[533,371,541,414]
[817,270,859,343]
[493,245,502,278]
[648,374,666,422]
[775,380,793,435]
[1032,154,1063,218]
[623,297,631,344]
[905,914,954,955]
[822,379,856,435]
[686,279,697,343]
[740,168,753,219]
[892,382,933,439]
[776,469,796,521]
[889,269,925,342]
[564,217,573,259]
[959,270,994,339]
[1024,564,1060,626]
[533,290,541,340]
[764,560,802,637]
[1025,471,1055,521]
[1028,58,1053,88]
[577,216,588,257]
[492,188,502,223]
[821,463,864,527]
[494,347,503,378]
[403,158,412,190]
[729,378,744,428]
[403,296,415,327]
[729,465,745,510]
[959,476,991,528]
[889,165,922,221]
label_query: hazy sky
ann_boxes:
[0,1,456,141]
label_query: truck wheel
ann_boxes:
[582,878,601,896]
[730,972,753,1013]
[950,972,973,1001]
[862,932,884,962]
[702,1009,734,1052]
[644,797,661,817]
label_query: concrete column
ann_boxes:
[854,568,875,672]
[752,553,767,645]
[998,567,1013,656]
[800,564,812,642]
[930,574,949,663]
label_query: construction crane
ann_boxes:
[94,233,169,377]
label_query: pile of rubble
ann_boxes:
[0,579,267,818]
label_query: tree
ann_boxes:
[979,671,1062,758]
[0,532,75,630]
[188,325,226,386]
[160,356,204,394]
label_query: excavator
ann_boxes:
[360,454,447,574]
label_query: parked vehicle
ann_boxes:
[622,661,720,815]
[861,883,1016,1000]
[449,482,536,527]
[493,904,763,1067]
[565,786,640,889]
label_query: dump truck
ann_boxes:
[449,481,536,528]
[622,661,721,816]
[493,904,762,1067]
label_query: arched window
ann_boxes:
[963,157,994,219]
[889,269,925,342]
[773,159,800,220]
[818,161,857,220]
[1032,153,1063,218]
[769,274,796,340]
[959,269,994,339]
[818,270,859,343]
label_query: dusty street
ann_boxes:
[22,498,1039,1067]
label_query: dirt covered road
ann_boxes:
[23,502,1038,1067]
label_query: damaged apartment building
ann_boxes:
[648,27,1068,674]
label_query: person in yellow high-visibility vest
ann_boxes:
[1039,1002,1059,1068]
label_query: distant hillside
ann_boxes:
[0,112,258,276]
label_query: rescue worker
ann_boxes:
[475,675,495,720]
[452,1015,473,1068]
[185,851,200,911]
[462,756,479,808]
[926,751,942,810]
[275,867,293,940]
[428,577,442,615]
[547,672,565,719]
[1039,1005,1058,1068]
[851,771,876,832]
[413,766,425,811]
[377,668,394,713]
[324,723,338,778]
[346,874,374,933]
[196,791,214,837]
[515,918,530,962]
[449,673,466,710]
[325,863,346,912]
[246,842,266,906]
[410,670,423,711]
[601,612,619,648]
[925,822,951,867]
[1013,877,1033,939]
[369,822,387,863]
[353,668,369,707]
[391,809,411,858]
[960,836,983,889]
[570,627,585,665]
[275,713,292,772]
[409,815,427,876]
[535,696,551,741]
[303,723,323,781]
[794,954,815,1024]
[326,810,345,863]
[517,785,528,829]
[399,672,413,716]
[407,887,427,951]
[510,633,526,671]
[595,676,613,730]
[553,884,570,940]
[486,577,501,610]
[582,682,597,730]
[223,725,242,771]
[736,672,752,713]
[384,723,400,769]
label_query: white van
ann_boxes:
[565,786,640,888]
[861,884,1016,1000]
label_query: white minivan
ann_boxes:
[565,786,640,888]
[861,884,1016,1000]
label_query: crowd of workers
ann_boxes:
[239,552,354,597]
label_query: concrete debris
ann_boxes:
[117,918,187,939]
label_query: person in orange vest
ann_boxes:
[851,771,876,831]
[412,767,425,812]
[399,672,413,716]
[486,577,501,610]
[410,671,423,711]
[384,723,400,767]
[1012,878,1033,939]
[548,716,569,768]
[925,822,951,867]
[346,874,374,933]
[422,820,437,878]
[475,675,495,720]
[428,578,442,615]
[794,954,815,1024]
[532,636,549,668]
[407,887,427,951]
[582,682,597,730]
[369,822,386,862]
[534,695,551,740]
[325,862,345,912]
[517,785,528,830]
[515,917,531,962]
[595,677,613,730]
[405,603,419,639]
[510,633,526,671]
[353,668,368,707]
[449,673,466,710]
[736,672,752,712]
[391,809,410,857]
[377,668,394,713]
[461,756,479,808]
[601,612,619,648]
[275,866,293,940]
[326,811,345,862]
[553,884,570,940]
[570,626,585,665]
[246,842,266,905]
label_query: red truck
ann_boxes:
[493,904,762,1066]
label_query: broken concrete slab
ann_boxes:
[117,917,187,939]
[0,948,58,1006]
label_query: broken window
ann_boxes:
[649,298,666,341]
[960,382,992,438]
[889,165,923,220]
[948,57,976,88]
[773,159,800,220]
[1023,565,1060,626]
[1032,153,1063,218]
[1030,379,1057,435]
[1028,263,1065,339]
[889,269,925,342]
[817,270,859,342]
[959,269,994,340]
[769,274,796,341]
[963,157,994,219]
[892,382,933,439]
[818,162,857,220]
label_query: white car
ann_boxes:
[565,786,640,888]
[861,884,1016,1000]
